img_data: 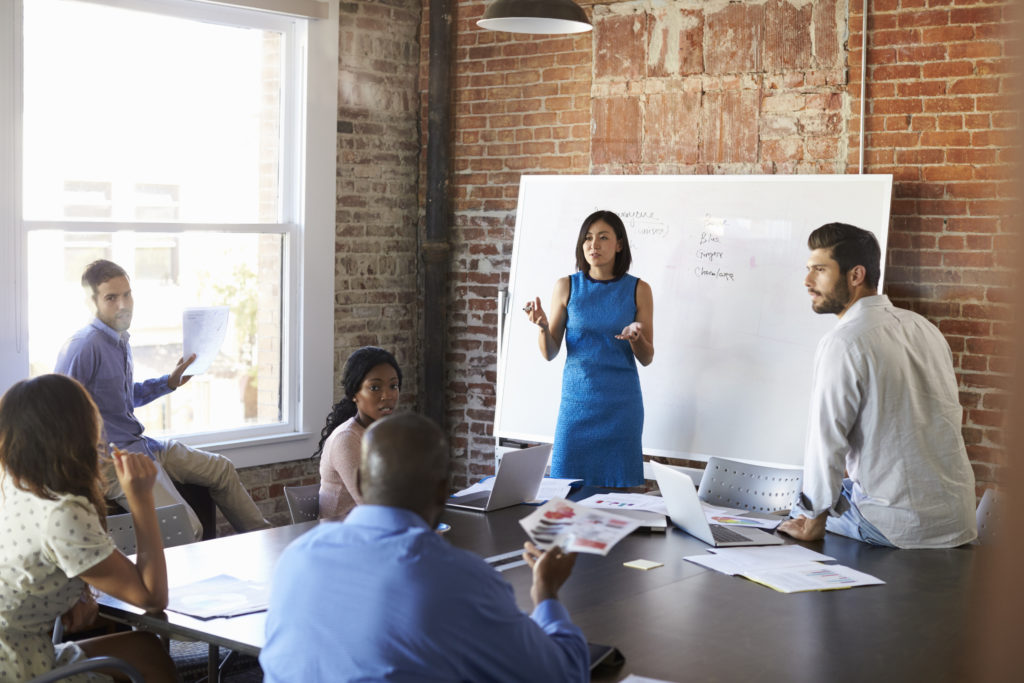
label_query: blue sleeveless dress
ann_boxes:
[551,271,644,487]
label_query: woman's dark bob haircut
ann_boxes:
[574,210,632,277]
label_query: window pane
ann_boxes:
[29,231,284,435]
[23,0,283,222]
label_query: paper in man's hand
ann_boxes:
[182,306,230,375]
[519,498,640,556]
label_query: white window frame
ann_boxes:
[0,0,337,467]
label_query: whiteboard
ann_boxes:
[495,175,892,467]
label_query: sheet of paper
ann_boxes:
[167,573,269,619]
[684,553,751,575]
[182,306,230,375]
[450,476,494,497]
[450,477,579,500]
[530,478,579,502]
[519,498,640,556]
[620,676,679,683]
[741,562,885,593]
[700,501,752,517]
[577,492,668,515]
[685,545,835,575]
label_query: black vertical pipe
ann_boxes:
[423,0,452,429]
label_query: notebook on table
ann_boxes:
[652,461,784,547]
[446,444,550,512]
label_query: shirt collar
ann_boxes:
[90,317,130,344]
[837,294,890,326]
[344,504,432,532]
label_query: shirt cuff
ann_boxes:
[530,598,572,630]
[794,491,850,518]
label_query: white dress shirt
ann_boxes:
[801,295,977,548]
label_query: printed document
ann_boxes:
[167,573,269,619]
[520,498,639,555]
[577,492,668,515]
[685,545,883,593]
[452,477,579,502]
[182,306,230,375]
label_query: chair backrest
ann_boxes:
[976,488,1002,545]
[28,655,144,683]
[284,484,320,524]
[106,503,195,555]
[697,456,803,514]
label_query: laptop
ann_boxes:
[651,461,783,547]
[446,444,551,512]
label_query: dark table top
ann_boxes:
[100,502,982,682]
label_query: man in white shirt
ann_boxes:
[779,223,977,548]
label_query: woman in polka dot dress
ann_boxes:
[0,374,176,682]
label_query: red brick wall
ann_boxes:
[244,0,1017,519]
[847,0,1018,492]
[232,0,424,529]
[336,0,422,396]
[426,0,1018,492]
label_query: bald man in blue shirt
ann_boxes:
[261,412,589,682]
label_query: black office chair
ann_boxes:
[27,656,144,683]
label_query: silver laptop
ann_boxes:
[446,444,551,512]
[652,461,783,547]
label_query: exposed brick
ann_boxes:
[701,89,759,164]
[812,0,842,67]
[591,97,642,164]
[644,88,701,164]
[395,0,1023,492]
[647,8,704,77]
[705,2,763,74]
[898,9,950,27]
[762,0,812,71]
[594,10,647,81]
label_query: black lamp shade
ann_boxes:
[477,0,593,34]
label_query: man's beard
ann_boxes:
[811,278,850,315]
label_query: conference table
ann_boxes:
[98,499,982,682]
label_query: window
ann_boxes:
[1,0,337,466]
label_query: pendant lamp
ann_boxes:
[477,0,593,34]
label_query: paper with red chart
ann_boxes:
[519,498,640,556]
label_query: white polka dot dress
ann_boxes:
[1,475,116,681]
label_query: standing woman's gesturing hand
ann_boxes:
[530,278,571,362]
[616,280,654,366]
[524,297,549,330]
[615,322,646,343]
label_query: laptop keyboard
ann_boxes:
[710,524,752,544]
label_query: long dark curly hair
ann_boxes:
[314,347,402,456]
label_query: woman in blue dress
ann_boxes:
[525,210,654,487]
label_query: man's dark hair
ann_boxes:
[807,223,881,289]
[81,259,129,296]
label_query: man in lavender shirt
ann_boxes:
[56,260,269,539]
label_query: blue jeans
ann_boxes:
[824,479,896,548]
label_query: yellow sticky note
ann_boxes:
[624,559,663,571]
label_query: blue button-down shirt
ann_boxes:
[55,318,172,458]
[260,505,589,683]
